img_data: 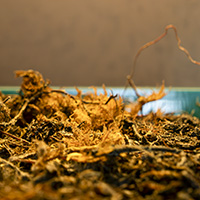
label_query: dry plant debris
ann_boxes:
[1,25,200,199]
[0,70,199,200]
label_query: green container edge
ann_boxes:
[1,86,200,118]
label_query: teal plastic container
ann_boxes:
[1,86,200,118]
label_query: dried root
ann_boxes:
[128,24,200,82]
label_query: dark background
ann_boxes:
[1,0,200,87]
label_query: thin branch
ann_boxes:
[0,130,31,144]
[81,94,118,105]
[3,96,11,104]
[105,94,118,105]
[5,100,29,126]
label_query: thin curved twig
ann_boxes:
[128,24,200,82]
